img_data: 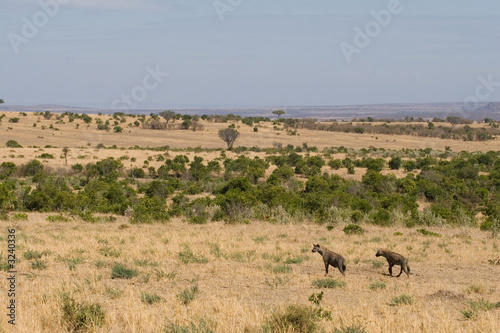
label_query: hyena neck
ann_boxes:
[316,247,325,256]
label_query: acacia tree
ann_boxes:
[159,110,176,127]
[0,99,4,104]
[218,127,240,149]
[272,110,285,119]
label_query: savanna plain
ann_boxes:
[0,111,499,332]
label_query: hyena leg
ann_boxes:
[402,264,410,277]
[397,265,403,277]
[324,262,329,275]
[338,260,345,275]
[388,264,393,276]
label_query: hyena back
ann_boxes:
[312,244,346,276]
[375,248,410,277]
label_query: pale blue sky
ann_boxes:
[1,0,499,109]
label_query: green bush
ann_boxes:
[164,318,216,333]
[23,250,42,260]
[312,278,346,289]
[369,281,386,290]
[140,292,162,305]
[111,264,138,279]
[178,245,208,264]
[20,159,44,176]
[343,224,364,235]
[390,294,413,306]
[6,140,22,148]
[266,305,320,333]
[177,285,199,305]
[417,228,442,237]
[11,212,28,221]
[46,214,70,222]
[61,294,105,332]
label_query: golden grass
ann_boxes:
[1,215,499,332]
[0,111,498,154]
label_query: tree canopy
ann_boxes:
[272,110,285,119]
[218,127,240,149]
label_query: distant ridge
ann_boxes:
[1,102,500,120]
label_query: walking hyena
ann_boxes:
[375,248,410,277]
[312,244,346,276]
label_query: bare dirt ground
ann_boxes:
[0,217,499,332]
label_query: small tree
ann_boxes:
[159,110,176,127]
[389,156,402,170]
[0,99,4,104]
[272,110,286,119]
[62,147,69,166]
[218,127,240,149]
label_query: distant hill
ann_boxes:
[1,102,500,120]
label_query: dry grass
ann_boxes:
[0,111,498,155]
[1,215,499,332]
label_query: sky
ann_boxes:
[1,0,499,110]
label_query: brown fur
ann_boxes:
[312,244,346,276]
[376,248,410,277]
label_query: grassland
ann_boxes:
[0,110,499,332]
[1,216,499,332]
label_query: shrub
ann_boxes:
[164,318,216,333]
[31,259,47,270]
[312,278,346,289]
[6,140,22,148]
[11,213,28,221]
[111,264,138,279]
[334,323,367,333]
[389,156,402,170]
[417,228,442,237]
[36,153,54,159]
[369,281,386,290]
[130,197,169,224]
[390,294,413,306]
[343,224,364,235]
[61,294,105,332]
[177,285,199,305]
[140,292,162,305]
[46,214,70,222]
[20,159,44,176]
[178,245,208,264]
[266,305,320,333]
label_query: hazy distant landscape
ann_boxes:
[2,101,500,120]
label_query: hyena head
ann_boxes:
[375,249,383,257]
[312,244,321,253]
